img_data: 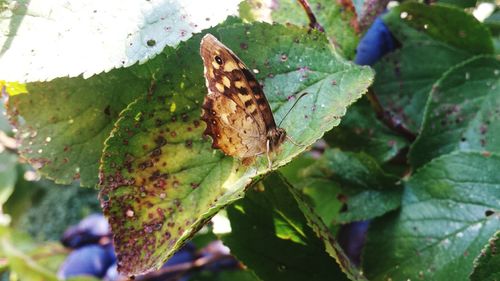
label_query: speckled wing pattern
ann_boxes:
[200,34,286,164]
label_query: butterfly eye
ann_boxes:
[214,56,223,65]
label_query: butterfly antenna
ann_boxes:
[277,92,309,127]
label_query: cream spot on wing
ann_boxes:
[238,62,245,68]
[240,94,252,103]
[228,100,237,112]
[220,113,229,124]
[222,76,231,88]
[224,61,238,72]
[246,104,257,112]
[235,81,245,88]
[212,61,220,69]
[215,83,224,92]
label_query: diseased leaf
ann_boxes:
[470,231,500,281]
[374,3,493,131]
[0,0,241,82]
[363,152,500,281]
[7,69,152,186]
[410,56,500,168]
[300,148,402,224]
[99,22,373,275]
[223,173,365,281]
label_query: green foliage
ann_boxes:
[374,3,493,131]
[364,152,500,281]
[0,227,68,281]
[325,98,409,163]
[410,55,500,168]
[0,1,498,281]
[191,270,261,281]
[240,0,359,58]
[470,231,500,281]
[299,149,402,224]
[15,182,100,241]
[0,153,17,206]
[438,0,477,8]
[7,69,152,187]
[99,21,372,275]
[223,173,364,281]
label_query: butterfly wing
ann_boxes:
[202,94,266,158]
[200,34,278,159]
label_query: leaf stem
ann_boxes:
[366,88,417,142]
[297,0,324,32]
[134,253,241,281]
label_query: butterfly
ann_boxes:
[199,34,288,168]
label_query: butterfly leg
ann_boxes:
[266,139,272,169]
[286,135,305,148]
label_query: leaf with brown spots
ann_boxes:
[409,56,500,168]
[363,152,500,281]
[99,21,373,276]
[372,3,494,132]
[6,71,152,187]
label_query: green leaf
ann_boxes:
[2,166,45,224]
[470,231,500,281]
[297,178,343,231]
[0,152,18,207]
[485,10,500,55]
[7,68,152,187]
[325,98,409,163]
[278,153,315,184]
[14,181,100,241]
[99,22,373,275]
[223,173,364,281]
[286,179,367,281]
[374,2,493,131]
[190,270,262,281]
[302,148,399,191]
[300,148,402,224]
[239,0,359,58]
[409,56,500,168]
[0,0,241,82]
[438,0,477,8]
[485,10,500,35]
[493,36,500,55]
[0,227,66,281]
[0,102,13,133]
[363,152,500,281]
